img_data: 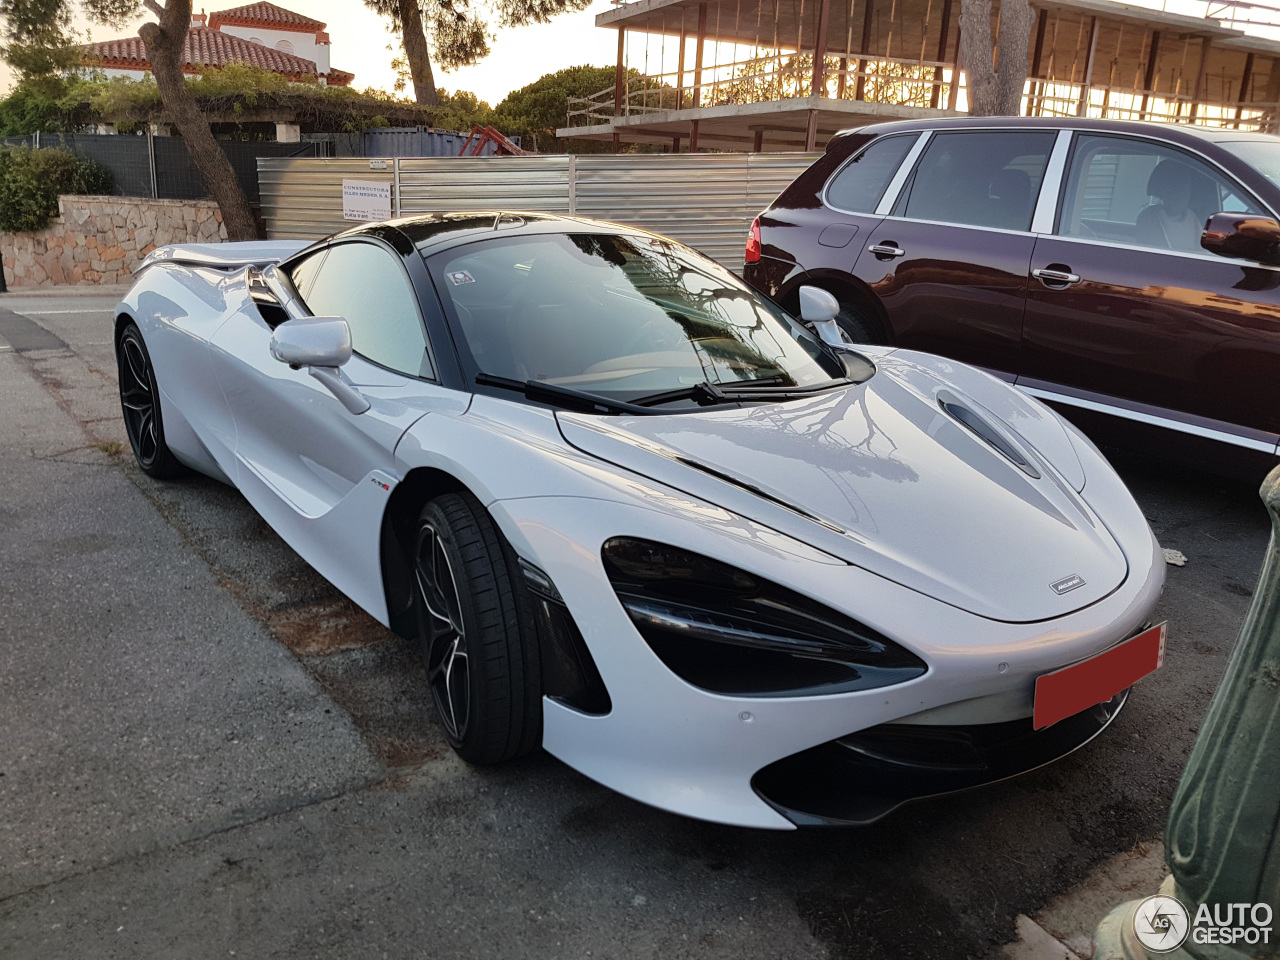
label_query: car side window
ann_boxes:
[1057,135,1264,253]
[299,241,434,379]
[895,131,1057,231]
[825,135,915,213]
[285,249,327,300]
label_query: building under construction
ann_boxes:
[557,0,1280,151]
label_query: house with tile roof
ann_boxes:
[85,3,354,88]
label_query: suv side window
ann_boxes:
[896,130,1057,231]
[1057,135,1263,253]
[299,240,434,379]
[825,135,915,213]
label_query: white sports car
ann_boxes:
[115,212,1166,829]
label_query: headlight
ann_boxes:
[601,538,927,697]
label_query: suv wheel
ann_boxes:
[834,303,884,346]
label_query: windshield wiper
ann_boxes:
[475,373,655,416]
[631,377,853,408]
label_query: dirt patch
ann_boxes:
[269,597,393,657]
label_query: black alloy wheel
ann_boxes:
[117,322,184,479]
[412,492,541,764]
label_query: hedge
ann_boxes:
[0,146,114,232]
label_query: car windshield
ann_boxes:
[1220,139,1280,190]
[427,232,850,407]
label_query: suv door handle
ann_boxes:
[1032,267,1082,286]
[868,243,906,258]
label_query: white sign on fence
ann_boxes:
[341,179,392,222]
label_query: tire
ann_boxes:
[412,492,541,764]
[117,322,186,479]
[834,303,884,346]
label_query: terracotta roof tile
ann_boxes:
[85,28,321,80]
[207,3,326,32]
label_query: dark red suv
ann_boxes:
[743,117,1280,462]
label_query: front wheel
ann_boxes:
[833,303,885,346]
[412,492,541,764]
[117,322,185,479]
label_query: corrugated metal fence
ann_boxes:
[258,153,818,266]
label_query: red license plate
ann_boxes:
[1033,622,1167,730]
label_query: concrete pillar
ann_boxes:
[1093,463,1280,959]
[1026,9,1048,116]
[1189,37,1213,121]
[1140,30,1161,120]
[693,2,708,107]
[1076,17,1099,117]
[148,123,171,136]
[811,0,833,98]
[931,0,954,109]
[275,123,301,143]
[805,109,819,151]
[855,0,875,101]
[614,28,626,117]
[946,27,963,112]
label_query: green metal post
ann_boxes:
[1095,464,1280,959]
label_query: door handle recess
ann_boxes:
[868,243,906,258]
[1032,267,1082,285]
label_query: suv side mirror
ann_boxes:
[270,317,370,415]
[1201,213,1280,266]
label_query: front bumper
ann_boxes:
[752,689,1128,826]
[491,489,1163,830]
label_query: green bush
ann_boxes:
[0,146,114,232]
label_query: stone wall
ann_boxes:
[1,196,227,288]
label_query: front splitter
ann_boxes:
[751,689,1129,826]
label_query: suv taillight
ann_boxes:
[745,218,762,264]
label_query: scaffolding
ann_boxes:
[560,0,1280,151]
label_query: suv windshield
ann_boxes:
[428,232,852,408]
[1220,139,1280,190]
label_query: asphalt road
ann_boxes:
[0,289,1273,960]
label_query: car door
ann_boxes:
[853,128,1060,378]
[800,132,921,272]
[208,237,463,622]
[1022,132,1280,444]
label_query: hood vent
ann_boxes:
[937,391,1040,479]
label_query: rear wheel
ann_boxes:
[412,492,541,764]
[117,322,185,479]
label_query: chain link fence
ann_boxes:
[0,133,318,201]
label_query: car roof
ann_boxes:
[333,211,648,257]
[828,115,1280,151]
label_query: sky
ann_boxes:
[3,0,1280,106]
[0,0,623,104]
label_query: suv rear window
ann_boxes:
[825,135,915,213]
[896,131,1056,231]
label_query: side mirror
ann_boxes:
[797,285,846,348]
[1201,213,1280,265]
[270,316,352,368]
[269,317,369,415]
